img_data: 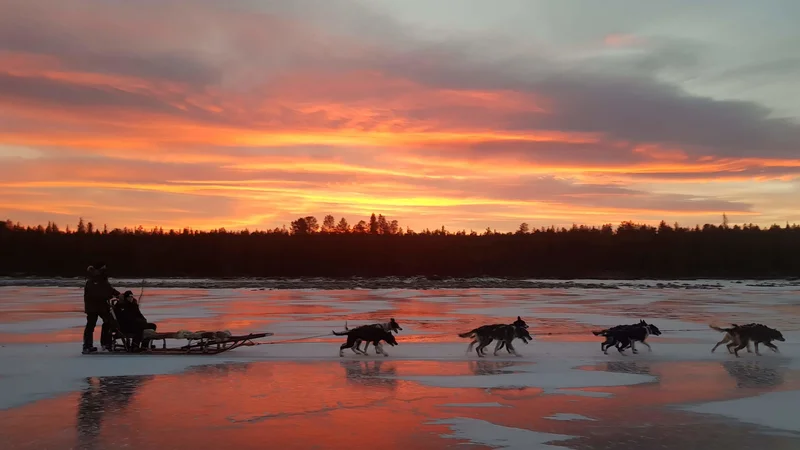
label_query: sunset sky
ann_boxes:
[1,0,799,232]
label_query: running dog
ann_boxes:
[342,319,402,355]
[593,320,662,355]
[710,323,785,357]
[709,323,755,354]
[458,317,531,357]
[333,326,399,357]
[491,326,533,356]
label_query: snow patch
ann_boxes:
[679,390,800,433]
[544,413,596,421]
[546,389,614,398]
[431,417,575,450]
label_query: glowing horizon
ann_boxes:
[1,0,799,232]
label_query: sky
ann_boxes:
[1,0,799,232]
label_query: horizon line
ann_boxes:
[4,215,798,235]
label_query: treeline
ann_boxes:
[2,215,800,278]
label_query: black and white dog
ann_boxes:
[593,320,662,355]
[458,316,532,357]
[333,326,399,357]
[342,318,402,355]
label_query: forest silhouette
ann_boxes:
[2,214,799,279]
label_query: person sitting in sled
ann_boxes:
[83,263,120,354]
[109,290,157,351]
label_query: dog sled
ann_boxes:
[98,329,273,355]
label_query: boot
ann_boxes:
[82,347,98,354]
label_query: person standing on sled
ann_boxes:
[83,263,120,354]
[109,290,157,351]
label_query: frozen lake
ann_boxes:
[1,282,800,449]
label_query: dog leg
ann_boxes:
[630,341,638,354]
[342,335,361,357]
[602,338,612,355]
[493,340,504,356]
[765,342,779,353]
[641,341,652,352]
[711,336,728,353]
[467,339,478,355]
[746,341,753,353]
[754,342,761,356]
[362,341,371,355]
[476,339,489,357]
[507,341,521,357]
[601,338,613,354]
[733,341,748,357]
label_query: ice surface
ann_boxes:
[431,417,575,450]
[439,402,508,408]
[544,413,596,421]
[1,281,799,450]
[0,317,85,333]
[679,390,800,432]
[0,343,263,410]
[397,359,656,389]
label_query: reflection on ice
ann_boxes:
[341,360,398,390]
[77,376,152,450]
[720,360,787,389]
[468,360,518,376]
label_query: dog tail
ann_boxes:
[709,324,732,333]
[458,330,477,339]
[344,321,349,331]
[592,330,607,336]
[332,329,349,336]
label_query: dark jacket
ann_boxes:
[112,301,148,333]
[83,278,120,314]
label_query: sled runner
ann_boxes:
[95,329,273,355]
